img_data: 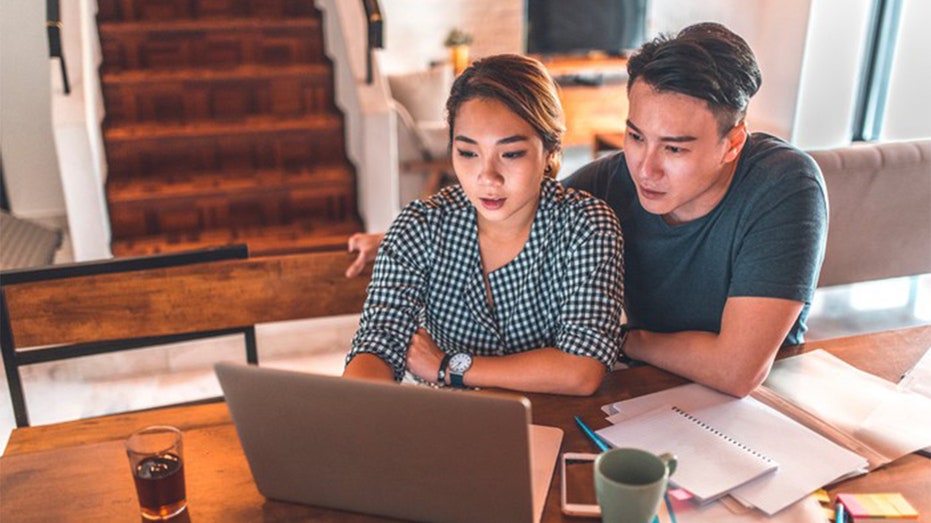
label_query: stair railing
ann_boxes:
[362,0,384,84]
[46,0,71,94]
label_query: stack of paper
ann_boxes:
[601,382,868,515]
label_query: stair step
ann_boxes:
[98,0,315,23]
[105,113,340,142]
[110,219,362,258]
[104,115,346,179]
[99,17,318,34]
[99,18,324,71]
[102,64,334,124]
[107,165,353,204]
[107,166,356,238]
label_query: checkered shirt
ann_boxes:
[347,177,625,381]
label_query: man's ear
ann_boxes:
[723,122,748,163]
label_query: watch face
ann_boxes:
[449,353,473,373]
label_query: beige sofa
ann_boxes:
[809,139,931,287]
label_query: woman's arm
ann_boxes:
[343,353,395,381]
[405,328,607,396]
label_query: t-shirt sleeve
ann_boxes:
[553,202,625,369]
[729,163,828,303]
[347,205,432,381]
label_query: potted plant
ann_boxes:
[444,28,473,75]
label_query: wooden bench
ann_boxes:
[1,248,370,427]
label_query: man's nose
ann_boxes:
[638,148,663,181]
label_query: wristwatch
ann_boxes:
[448,353,473,388]
[437,353,452,384]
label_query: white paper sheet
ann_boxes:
[764,349,931,461]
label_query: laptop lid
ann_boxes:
[215,362,562,523]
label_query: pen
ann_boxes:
[573,416,611,452]
[835,502,846,523]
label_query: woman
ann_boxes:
[343,54,623,395]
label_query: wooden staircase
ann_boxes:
[97,0,362,257]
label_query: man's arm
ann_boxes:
[623,296,804,397]
[345,232,385,278]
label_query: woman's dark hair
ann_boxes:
[446,54,565,177]
[627,22,762,136]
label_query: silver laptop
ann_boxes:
[215,362,563,523]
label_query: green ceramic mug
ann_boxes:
[594,448,677,523]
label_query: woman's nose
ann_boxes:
[477,159,503,185]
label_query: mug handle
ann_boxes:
[658,452,678,477]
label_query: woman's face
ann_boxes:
[451,97,551,232]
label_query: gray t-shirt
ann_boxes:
[564,133,827,345]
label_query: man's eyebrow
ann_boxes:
[453,135,530,145]
[627,121,697,143]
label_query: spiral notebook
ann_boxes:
[595,404,778,504]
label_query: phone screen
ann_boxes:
[565,456,597,505]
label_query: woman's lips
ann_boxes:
[480,197,506,210]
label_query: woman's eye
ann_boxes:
[503,150,527,159]
[456,149,477,158]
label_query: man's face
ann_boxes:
[624,79,746,225]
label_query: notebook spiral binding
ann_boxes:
[671,406,776,464]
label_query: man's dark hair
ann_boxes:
[627,22,762,136]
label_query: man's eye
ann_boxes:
[666,146,684,154]
[627,131,643,142]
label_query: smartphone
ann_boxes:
[560,452,601,517]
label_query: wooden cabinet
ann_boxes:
[536,55,629,147]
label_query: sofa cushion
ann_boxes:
[809,140,931,287]
[387,65,453,124]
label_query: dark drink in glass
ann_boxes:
[133,453,187,520]
[126,426,188,520]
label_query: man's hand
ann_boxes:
[406,328,445,383]
[345,232,385,278]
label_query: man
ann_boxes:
[346,23,827,397]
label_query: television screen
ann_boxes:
[526,0,647,56]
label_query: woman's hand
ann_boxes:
[406,328,445,383]
[345,232,385,278]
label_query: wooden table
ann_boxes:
[3,326,930,521]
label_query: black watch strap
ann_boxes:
[450,372,466,388]
[437,353,452,384]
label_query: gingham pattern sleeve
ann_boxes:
[347,202,435,381]
[552,196,625,369]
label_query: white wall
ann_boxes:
[51,0,112,260]
[378,0,524,74]
[880,0,931,141]
[649,0,812,141]
[0,0,66,219]
[792,0,873,149]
